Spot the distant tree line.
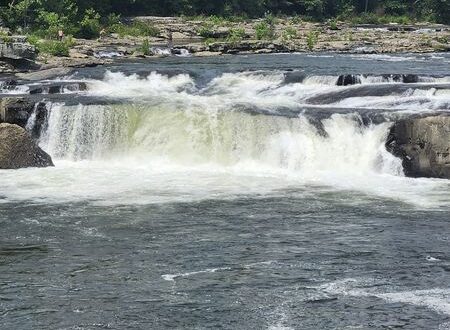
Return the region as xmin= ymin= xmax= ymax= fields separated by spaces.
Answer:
xmin=0 ymin=0 xmax=448 ymax=37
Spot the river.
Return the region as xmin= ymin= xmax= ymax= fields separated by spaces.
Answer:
xmin=1 ymin=53 xmax=449 ymax=329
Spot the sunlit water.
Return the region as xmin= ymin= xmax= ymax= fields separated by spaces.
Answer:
xmin=1 ymin=53 xmax=449 ymax=329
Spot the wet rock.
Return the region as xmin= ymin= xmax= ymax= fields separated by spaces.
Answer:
xmin=0 ymin=97 xmax=35 ymax=127
xmin=0 ymin=97 xmax=48 ymax=137
xmin=386 ymin=115 xmax=450 ymax=179
xmin=337 ymin=74 xmax=361 ymax=86
xmin=16 ymin=67 xmax=72 ymax=81
xmin=382 ymin=74 xmax=419 ymax=83
xmin=284 ymin=71 xmax=306 ymax=84
xmin=0 ymin=123 xmax=53 ymax=169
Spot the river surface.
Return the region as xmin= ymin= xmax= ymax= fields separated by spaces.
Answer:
xmin=1 ymin=53 xmax=450 ymax=329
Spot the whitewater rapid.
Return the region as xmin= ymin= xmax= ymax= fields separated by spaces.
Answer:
xmin=1 ymin=69 xmax=450 ymax=208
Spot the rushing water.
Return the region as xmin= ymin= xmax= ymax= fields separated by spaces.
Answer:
xmin=1 ymin=53 xmax=450 ymax=329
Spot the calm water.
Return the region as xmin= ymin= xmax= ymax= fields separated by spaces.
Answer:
xmin=1 ymin=53 xmax=449 ymax=329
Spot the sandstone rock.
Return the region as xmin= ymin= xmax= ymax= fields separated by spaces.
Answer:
xmin=0 ymin=123 xmax=53 ymax=169
xmin=386 ymin=115 xmax=450 ymax=179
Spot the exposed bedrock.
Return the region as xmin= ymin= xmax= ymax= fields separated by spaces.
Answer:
xmin=0 ymin=123 xmax=53 ymax=169
xmin=386 ymin=115 xmax=450 ymax=179
xmin=0 ymin=38 xmax=38 ymax=73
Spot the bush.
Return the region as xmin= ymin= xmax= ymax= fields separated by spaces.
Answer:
xmin=0 ymin=31 xmax=12 ymax=43
xmin=282 ymin=26 xmax=297 ymax=41
xmin=255 ymin=21 xmax=274 ymax=40
xmin=110 ymin=21 xmax=159 ymax=37
xmin=78 ymin=9 xmax=101 ymax=39
xmin=31 ymin=37 xmax=75 ymax=57
xmin=306 ymin=31 xmax=319 ymax=50
xmin=198 ymin=24 xmax=216 ymax=38
xmin=227 ymin=27 xmax=246 ymax=46
xmin=137 ymin=39 xmax=151 ymax=55
xmin=328 ymin=19 xmax=339 ymax=30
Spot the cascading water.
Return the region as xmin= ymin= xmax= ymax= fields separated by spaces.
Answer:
xmin=40 ymin=103 xmax=402 ymax=177
xmin=1 ymin=54 xmax=450 ymax=330
xmin=2 ymin=65 xmax=450 ymax=207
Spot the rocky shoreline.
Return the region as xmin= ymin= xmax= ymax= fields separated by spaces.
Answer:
xmin=1 ymin=17 xmax=449 ymax=74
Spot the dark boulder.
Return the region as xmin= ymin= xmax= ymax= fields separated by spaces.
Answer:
xmin=386 ymin=115 xmax=450 ymax=179
xmin=0 ymin=123 xmax=53 ymax=169
xmin=382 ymin=74 xmax=419 ymax=83
xmin=0 ymin=97 xmax=35 ymax=127
xmin=284 ymin=71 xmax=306 ymax=84
xmin=337 ymin=74 xmax=361 ymax=86
xmin=0 ymin=97 xmax=48 ymax=137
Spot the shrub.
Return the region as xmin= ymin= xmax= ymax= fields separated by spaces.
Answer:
xmin=435 ymin=35 xmax=449 ymax=44
xmin=137 ymin=39 xmax=151 ymax=56
xmin=0 ymin=31 xmax=12 ymax=43
xmin=227 ymin=27 xmax=246 ymax=46
xmin=110 ymin=21 xmax=159 ymax=37
xmin=255 ymin=21 xmax=274 ymax=40
xmin=32 ymin=37 xmax=75 ymax=57
xmin=282 ymin=26 xmax=298 ymax=41
xmin=198 ymin=24 xmax=216 ymax=38
xmin=306 ymin=31 xmax=319 ymax=50
xmin=328 ymin=19 xmax=338 ymax=30
xmin=78 ymin=9 xmax=101 ymax=39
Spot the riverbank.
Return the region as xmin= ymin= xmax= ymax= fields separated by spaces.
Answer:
xmin=1 ymin=16 xmax=449 ymax=74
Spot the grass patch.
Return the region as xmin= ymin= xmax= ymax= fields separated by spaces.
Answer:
xmin=110 ymin=21 xmax=160 ymax=37
xmin=29 ymin=37 xmax=75 ymax=57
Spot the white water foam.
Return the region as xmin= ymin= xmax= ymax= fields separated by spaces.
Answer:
xmin=0 ymin=71 xmax=449 ymax=208
xmin=321 ymin=278 xmax=450 ymax=316
xmin=162 ymin=267 xmax=231 ymax=281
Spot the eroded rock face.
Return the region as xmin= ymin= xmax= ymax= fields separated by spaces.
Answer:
xmin=0 ymin=40 xmax=36 ymax=60
xmin=0 ymin=123 xmax=53 ymax=169
xmin=386 ymin=115 xmax=450 ymax=179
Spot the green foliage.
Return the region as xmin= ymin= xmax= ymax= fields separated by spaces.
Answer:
xmin=290 ymin=15 xmax=303 ymax=25
xmin=0 ymin=30 xmax=12 ymax=43
xmin=435 ymin=35 xmax=449 ymax=44
xmin=31 ymin=37 xmax=75 ymax=57
xmin=198 ymin=24 xmax=216 ymax=38
xmin=350 ymin=13 xmax=412 ymax=25
xmin=136 ymin=39 xmax=151 ymax=56
xmin=78 ymin=8 xmax=101 ymax=39
xmin=306 ymin=30 xmax=319 ymax=50
xmin=282 ymin=27 xmax=298 ymax=41
xmin=0 ymin=0 xmax=448 ymax=36
xmin=328 ymin=19 xmax=338 ymax=30
xmin=110 ymin=21 xmax=160 ymax=37
xmin=226 ymin=27 xmax=246 ymax=46
xmin=254 ymin=21 xmax=275 ymax=40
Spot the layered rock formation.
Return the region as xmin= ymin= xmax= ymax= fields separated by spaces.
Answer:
xmin=387 ymin=115 xmax=450 ymax=179
xmin=0 ymin=123 xmax=53 ymax=169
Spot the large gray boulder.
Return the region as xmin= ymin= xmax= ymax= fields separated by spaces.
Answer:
xmin=0 ymin=123 xmax=53 ymax=169
xmin=386 ymin=115 xmax=450 ymax=179
xmin=0 ymin=39 xmax=36 ymax=60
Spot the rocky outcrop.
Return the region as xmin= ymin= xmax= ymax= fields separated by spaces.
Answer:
xmin=0 ymin=39 xmax=36 ymax=60
xmin=386 ymin=115 xmax=450 ymax=179
xmin=0 ymin=123 xmax=53 ymax=169
xmin=0 ymin=97 xmax=48 ymax=138
xmin=0 ymin=37 xmax=38 ymax=73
